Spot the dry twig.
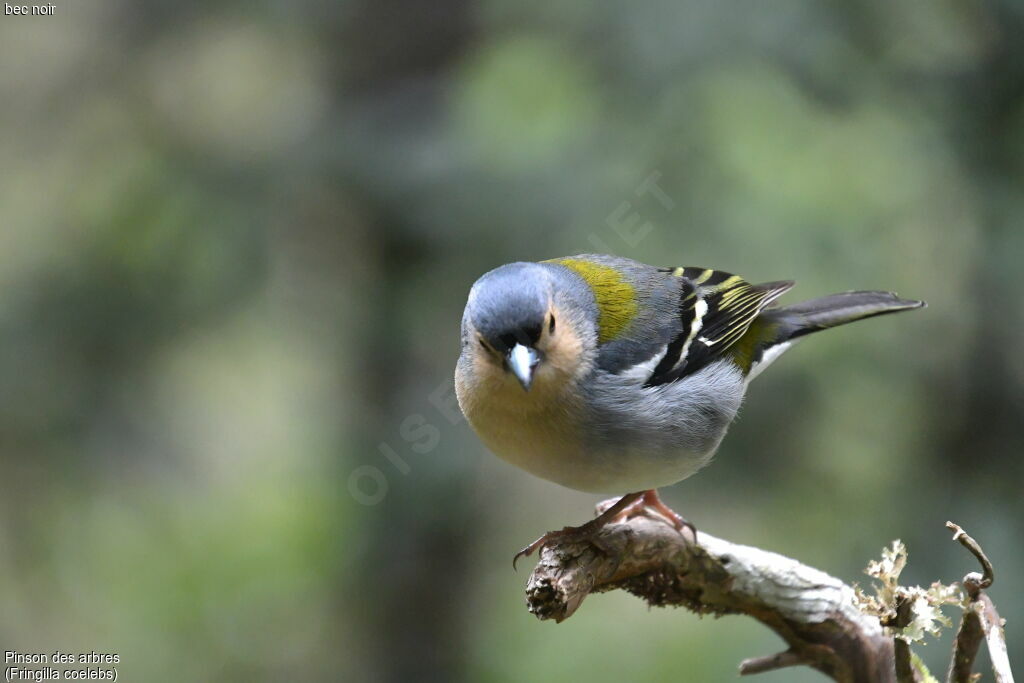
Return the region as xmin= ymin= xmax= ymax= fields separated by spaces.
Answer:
xmin=945 ymin=522 xmax=1013 ymax=683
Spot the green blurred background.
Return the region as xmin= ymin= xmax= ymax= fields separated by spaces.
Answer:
xmin=2 ymin=1 xmax=1022 ymax=681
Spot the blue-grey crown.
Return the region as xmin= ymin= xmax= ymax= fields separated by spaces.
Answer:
xmin=468 ymin=262 xmax=551 ymax=353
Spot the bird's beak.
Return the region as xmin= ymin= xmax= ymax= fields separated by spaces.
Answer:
xmin=507 ymin=343 xmax=539 ymax=391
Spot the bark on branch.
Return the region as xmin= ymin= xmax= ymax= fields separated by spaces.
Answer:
xmin=525 ymin=512 xmax=896 ymax=682
xmin=523 ymin=513 xmax=1017 ymax=682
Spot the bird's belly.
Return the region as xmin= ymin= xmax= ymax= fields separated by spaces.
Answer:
xmin=457 ymin=358 xmax=742 ymax=495
xmin=474 ymin=412 xmax=714 ymax=494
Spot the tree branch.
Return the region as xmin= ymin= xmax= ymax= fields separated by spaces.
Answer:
xmin=945 ymin=522 xmax=1014 ymax=683
xmin=739 ymin=649 xmax=803 ymax=676
xmin=524 ymin=511 xmax=895 ymax=682
xmin=946 ymin=521 xmax=994 ymax=595
xmin=893 ymin=596 xmax=922 ymax=683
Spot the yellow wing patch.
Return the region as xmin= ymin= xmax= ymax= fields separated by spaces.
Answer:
xmin=547 ymin=258 xmax=637 ymax=343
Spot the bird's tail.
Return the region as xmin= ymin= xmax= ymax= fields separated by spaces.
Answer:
xmin=767 ymin=290 xmax=926 ymax=342
xmin=744 ymin=290 xmax=925 ymax=380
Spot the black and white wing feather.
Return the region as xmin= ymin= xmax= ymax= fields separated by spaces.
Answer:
xmin=643 ymin=267 xmax=793 ymax=387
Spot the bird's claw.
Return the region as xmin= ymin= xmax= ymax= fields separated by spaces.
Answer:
xmin=511 ymin=522 xmax=610 ymax=571
xmin=512 ymin=537 xmax=546 ymax=570
xmin=511 ymin=491 xmax=694 ymax=571
xmin=599 ymin=490 xmax=698 ymax=544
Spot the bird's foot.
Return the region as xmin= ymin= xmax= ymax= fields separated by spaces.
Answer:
xmin=512 ymin=521 xmax=608 ymax=570
xmin=513 ymin=491 xmax=644 ymax=570
xmin=596 ymin=489 xmax=697 ymax=544
xmin=513 ymin=490 xmax=698 ymax=569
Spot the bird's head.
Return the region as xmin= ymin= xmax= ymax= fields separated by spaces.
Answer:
xmin=461 ymin=262 xmax=594 ymax=394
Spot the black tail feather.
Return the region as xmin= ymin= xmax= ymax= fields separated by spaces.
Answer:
xmin=770 ymin=290 xmax=925 ymax=342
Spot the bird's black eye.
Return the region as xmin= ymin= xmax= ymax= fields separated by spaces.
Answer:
xmin=548 ymin=314 xmax=556 ymax=334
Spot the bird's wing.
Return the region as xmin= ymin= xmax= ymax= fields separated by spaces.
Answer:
xmin=545 ymin=254 xmax=685 ymax=377
xmin=642 ymin=267 xmax=794 ymax=387
xmin=543 ymin=255 xmax=793 ymax=383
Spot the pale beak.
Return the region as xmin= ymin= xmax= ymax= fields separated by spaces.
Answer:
xmin=507 ymin=343 xmax=539 ymax=391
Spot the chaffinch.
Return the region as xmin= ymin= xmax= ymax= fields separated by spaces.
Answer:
xmin=454 ymin=254 xmax=924 ymax=564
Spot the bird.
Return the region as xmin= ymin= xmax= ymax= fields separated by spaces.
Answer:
xmin=454 ymin=254 xmax=924 ymax=565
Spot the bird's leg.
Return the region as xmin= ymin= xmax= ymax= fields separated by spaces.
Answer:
xmin=638 ymin=489 xmax=697 ymax=542
xmin=597 ymin=489 xmax=696 ymax=540
xmin=513 ymin=491 xmax=644 ymax=569
xmin=595 ymin=493 xmax=646 ymax=519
